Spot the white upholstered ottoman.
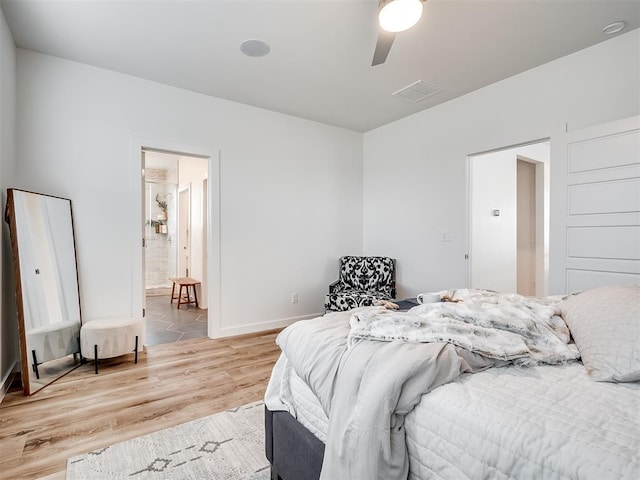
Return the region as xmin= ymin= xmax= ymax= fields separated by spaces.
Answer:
xmin=80 ymin=317 xmax=143 ymax=374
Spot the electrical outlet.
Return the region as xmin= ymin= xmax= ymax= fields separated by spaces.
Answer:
xmin=441 ymin=231 xmax=452 ymax=242
xmin=291 ymin=292 xmax=299 ymax=304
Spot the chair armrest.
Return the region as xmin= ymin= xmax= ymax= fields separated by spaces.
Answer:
xmin=328 ymin=280 xmax=342 ymax=294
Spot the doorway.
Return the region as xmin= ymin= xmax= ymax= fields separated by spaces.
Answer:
xmin=467 ymin=141 xmax=550 ymax=296
xmin=517 ymin=159 xmax=536 ymax=296
xmin=142 ymin=149 xmax=209 ymax=345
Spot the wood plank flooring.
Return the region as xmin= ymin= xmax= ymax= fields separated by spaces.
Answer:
xmin=0 ymin=329 xmax=282 ymax=480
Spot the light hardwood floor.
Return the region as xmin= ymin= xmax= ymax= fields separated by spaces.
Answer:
xmin=0 ymin=330 xmax=282 ymax=480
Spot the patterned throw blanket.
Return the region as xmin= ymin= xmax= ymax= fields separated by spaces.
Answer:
xmin=349 ymin=289 xmax=580 ymax=365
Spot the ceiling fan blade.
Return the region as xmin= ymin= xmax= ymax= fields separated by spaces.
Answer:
xmin=371 ymin=29 xmax=396 ymax=66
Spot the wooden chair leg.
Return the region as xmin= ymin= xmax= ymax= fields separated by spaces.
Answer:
xmin=193 ymin=285 xmax=199 ymax=309
xmin=170 ymin=281 xmax=177 ymax=304
xmin=177 ymin=285 xmax=184 ymax=309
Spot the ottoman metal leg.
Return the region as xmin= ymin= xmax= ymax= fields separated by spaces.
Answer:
xmin=31 ymin=350 xmax=40 ymax=379
xmin=134 ymin=335 xmax=139 ymax=364
xmin=94 ymin=344 xmax=98 ymax=374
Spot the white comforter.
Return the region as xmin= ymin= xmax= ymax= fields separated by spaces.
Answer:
xmin=265 ymin=291 xmax=587 ymax=479
xmin=406 ymin=363 xmax=640 ymax=479
xmin=269 ymin=360 xmax=640 ymax=479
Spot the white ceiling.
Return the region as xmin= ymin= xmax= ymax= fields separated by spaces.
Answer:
xmin=2 ymin=0 xmax=638 ymax=132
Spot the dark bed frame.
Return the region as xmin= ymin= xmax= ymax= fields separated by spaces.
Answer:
xmin=265 ymin=406 xmax=325 ymax=480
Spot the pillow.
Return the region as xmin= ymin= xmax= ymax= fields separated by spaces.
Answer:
xmin=560 ymin=284 xmax=640 ymax=382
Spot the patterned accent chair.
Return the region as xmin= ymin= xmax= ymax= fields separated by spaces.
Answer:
xmin=324 ymin=256 xmax=396 ymax=312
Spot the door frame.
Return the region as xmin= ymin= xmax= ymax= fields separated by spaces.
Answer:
xmin=131 ymin=137 xmax=221 ymax=339
xmin=202 ymin=178 xmax=208 ymax=308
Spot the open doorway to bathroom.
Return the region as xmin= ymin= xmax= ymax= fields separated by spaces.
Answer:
xmin=142 ymin=149 xmax=209 ymax=345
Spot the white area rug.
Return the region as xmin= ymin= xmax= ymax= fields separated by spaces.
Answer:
xmin=66 ymin=401 xmax=269 ymax=480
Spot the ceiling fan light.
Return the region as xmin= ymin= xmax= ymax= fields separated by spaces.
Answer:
xmin=379 ymin=0 xmax=424 ymax=33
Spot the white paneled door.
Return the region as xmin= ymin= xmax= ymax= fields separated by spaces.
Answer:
xmin=178 ymin=185 xmax=191 ymax=278
xmin=549 ymin=115 xmax=640 ymax=294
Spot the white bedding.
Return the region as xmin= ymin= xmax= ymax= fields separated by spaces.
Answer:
xmin=268 ymin=352 xmax=329 ymax=443
xmin=270 ymin=358 xmax=640 ymax=479
xmin=265 ymin=289 xmax=640 ymax=479
xmin=268 ymin=308 xmax=496 ymax=479
xmin=406 ymin=363 xmax=640 ymax=479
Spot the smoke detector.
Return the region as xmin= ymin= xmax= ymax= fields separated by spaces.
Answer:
xmin=240 ymin=39 xmax=270 ymax=57
xmin=603 ymin=21 xmax=626 ymax=35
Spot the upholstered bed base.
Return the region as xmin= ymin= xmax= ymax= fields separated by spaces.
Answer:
xmin=264 ymin=299 xmax=419 ymax=479
xmin=265 ymin=406 xmax=324 ymax=480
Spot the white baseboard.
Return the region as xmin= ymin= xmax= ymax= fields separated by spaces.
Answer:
xmin=210 ymin=312 xmax=323 ymax=339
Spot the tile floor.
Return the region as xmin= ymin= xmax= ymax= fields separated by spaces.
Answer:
xmin=145 ymin=294 xmax=208 ymax=346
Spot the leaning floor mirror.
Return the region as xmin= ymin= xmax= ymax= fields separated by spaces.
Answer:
xmin=5 ymin=189 xmax=82 ymax=395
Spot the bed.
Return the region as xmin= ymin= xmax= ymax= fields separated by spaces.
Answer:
xmin=264 ymin=285 xmax=640 ymax=480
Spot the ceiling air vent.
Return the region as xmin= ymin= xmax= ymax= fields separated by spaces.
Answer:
xmin=392 ymin=80 xmax=442 ymax=103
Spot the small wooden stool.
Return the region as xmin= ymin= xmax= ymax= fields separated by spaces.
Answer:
xmin=170 ymin=277 xmax=200 ymax=309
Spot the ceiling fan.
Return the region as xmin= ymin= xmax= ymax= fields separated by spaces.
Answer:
xmin=372 ymin=0 xmax=426 ymax=66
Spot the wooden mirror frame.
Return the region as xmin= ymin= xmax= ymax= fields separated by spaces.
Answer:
xmin=5 ymin=188 xmax=83 ymax=395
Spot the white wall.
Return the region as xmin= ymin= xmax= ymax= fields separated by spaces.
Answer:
xmin=363 ymin=30 xmax=640 ymax=298
xmin=0 ymin=7 xmax=16 ymax=393
xmin=14 ymin=49 xmax=363 ymax=339
xmin=469 ymin=150 xmax=516 ymax=293
xmin=5 ymin=24 xmax=638 ymax=375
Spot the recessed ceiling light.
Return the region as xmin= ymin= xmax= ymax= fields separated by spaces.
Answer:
xmin=240 ymin=39 xmax=270 ymax=57
xmin=603 ymin=21 xmax=626 ymax=35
